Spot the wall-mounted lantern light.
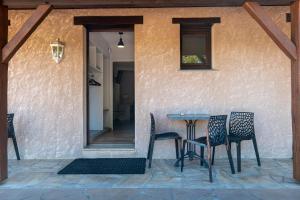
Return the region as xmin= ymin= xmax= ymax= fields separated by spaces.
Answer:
xmin=50 ymin=38 xmax=64 ymax=63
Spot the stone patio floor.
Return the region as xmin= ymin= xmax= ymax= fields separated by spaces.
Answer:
xmin=0 ymin=159 xmax=299 ymax=199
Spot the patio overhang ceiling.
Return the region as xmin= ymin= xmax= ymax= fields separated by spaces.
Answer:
xmin=2 ymin=0 xmax=296 ymax=10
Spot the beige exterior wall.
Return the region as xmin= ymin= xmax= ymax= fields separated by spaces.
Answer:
xmin=7 ymin=7 xmax=292 ymax=159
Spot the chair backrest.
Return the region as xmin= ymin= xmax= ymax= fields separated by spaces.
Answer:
xmin=150 ymin=113 xmax=155 ymax=135
xmin=7 ymin=113 xmax=15 ymax=138
xmin=208 ymin=115 xmax=227 ymax=146
xmin=229 ymin=112 xmax=255 ymax=139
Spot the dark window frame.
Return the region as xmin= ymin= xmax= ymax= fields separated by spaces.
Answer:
xmin=173 ymin=17 xmax=221 ymax=70
xmin=180 ymin=24 xmax=212 ymax=70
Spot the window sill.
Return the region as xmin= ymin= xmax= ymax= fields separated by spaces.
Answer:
xmin=180 ymin=64 xmax=212 ymax=70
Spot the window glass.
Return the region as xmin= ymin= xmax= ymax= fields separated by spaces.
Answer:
xmin=180 ymin=25 xmax=212 ymax=70
xmin=182 ymin=34 xmax=207 ymax=65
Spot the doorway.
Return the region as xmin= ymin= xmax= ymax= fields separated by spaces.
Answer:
xmin=86 ymin=29 xmax=135 ymax=149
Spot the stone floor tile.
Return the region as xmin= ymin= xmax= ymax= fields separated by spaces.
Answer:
xmin=87 ymin=189 xmax=173 ymax=200
xmin=0 ymin=159 xmax=299 ymax=190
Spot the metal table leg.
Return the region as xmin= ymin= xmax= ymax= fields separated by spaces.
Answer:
xmin=184 ymin=120 xmax=198 ymax=160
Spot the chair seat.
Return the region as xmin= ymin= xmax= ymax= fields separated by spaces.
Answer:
xmin=155 ymin=132 xmax=181 ymax=140
xmin=194 ymin=136 xmax=207 ymax=144
xmin=194 ymin=136 xmax=224 ymax=147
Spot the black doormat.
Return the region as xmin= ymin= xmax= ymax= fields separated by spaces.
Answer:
xmin=58 ymin=158 xmax=146 ymax=175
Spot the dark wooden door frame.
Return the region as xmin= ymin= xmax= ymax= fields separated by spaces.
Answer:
xmin=85 ymin=29 xmax=90 ymax=145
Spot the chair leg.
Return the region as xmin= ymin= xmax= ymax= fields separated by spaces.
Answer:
xmin=211 ymin=146 xmax=215 ymax=165
xmin=208 ymin=148 xmax=213 ymax=182
xmin=175 ymin=139 xmax=179 ymax=159
xmin=178 ymin=138 xmax=182 ymax=161
xmin=12 ymin=136 xmax=20 ymax=160
xmin=174 ymin=138 xmax=182 ymax=167
xmin=252 ymin=137 xmax=261 ymax=167
xmin=147 ymin=136 xmax=152 ymax=160
xmin=237 ymin=141 xmax=241 ymax=172
xmin=148 ymin=138 xmax=155 ymax=168
xmin=208 ymin=163 xmax=213 ymax=183
xmin=226 ymin=144 xmax=235 ymax=174
xmin=178 ymin=138 xmax=182 ymax=152
xmin=181 ymin=140 xmax=186 ymax=172
xmin=200 ymin=146 xmax=204 ymax=166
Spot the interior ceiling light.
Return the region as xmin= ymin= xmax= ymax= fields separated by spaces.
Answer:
xmin=117 ymin=32 xmax=125 ymax=48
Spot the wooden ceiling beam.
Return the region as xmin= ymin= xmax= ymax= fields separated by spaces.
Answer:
xmin=243 ymin=1 xmax=297 ymax=60
xmin=1 ymin=4 xmax=52 ymax=64
xmin=2 ymin=0 xmax=295 ymax=10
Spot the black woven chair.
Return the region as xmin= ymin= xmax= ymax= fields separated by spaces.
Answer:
xmin=147 ymin=113 xmax=182 ymax=168
xmin=228 ymin=112 xmax=260 ymax=172
xmin=181 ymin=115 xmax=235 ymax=182
xmin=7 ymin=114 xmax=20 ymax=160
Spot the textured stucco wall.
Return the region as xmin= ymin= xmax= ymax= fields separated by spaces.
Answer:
xmin=7 ymin=7 xmax=292 ymax=159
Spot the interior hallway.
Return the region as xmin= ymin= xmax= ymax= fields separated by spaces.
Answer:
xmin=90 ymin=121 xmax=135 ymax=145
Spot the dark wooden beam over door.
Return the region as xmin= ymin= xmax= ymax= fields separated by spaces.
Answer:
xmin=74 ymin=16 xmax=143 ymax=33
xmin=291 ymin=0 xmax=300 ymax=181
xmin=86 ymin=24 xmax=134 ymax=32
xmin=1 ymin=4 xmax=52 ymax=64
xmin=74 ymin=16 xmax=143 ymax=26
xmin=0 ymin=2 xmax=8 ymax=182
xmin=243 ymin=1 xmax=297 ymax=60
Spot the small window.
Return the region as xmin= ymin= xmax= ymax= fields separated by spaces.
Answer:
xmin=181 ymin=25 xmax=211 ymax=70
xmin=173 ymin=18 xmax=220 ymax=70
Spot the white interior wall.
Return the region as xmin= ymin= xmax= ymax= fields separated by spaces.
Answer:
xmin=90 ymin=32 xmax=134 ymax=130
xmin=100 ymin=32 xmax=134 ymax=62
xmin=89 ymin=33 xmax=113 ymax=129
xmin=88 ymin=46 xmax=104 ymax=131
